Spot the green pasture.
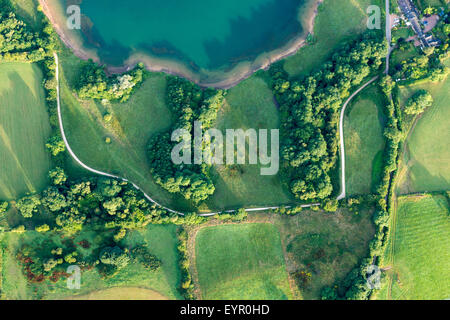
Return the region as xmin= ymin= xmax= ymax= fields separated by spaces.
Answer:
xmin=284 ymin=0 xmax=384 ymax=78
xmin=205 ymin=76 xmax=294 ymax=211
xmin=344 ymin=84 xmax=385 ymax=195
xmin=0 ymin=62 xmax=52 ymax=200
xmin=274 ymin=206 xmax=375 ymax=299
xmin=195 ymin=223 xmax=293 ymax=300
xmin=0 ymin=224 xmax=182 ymax=300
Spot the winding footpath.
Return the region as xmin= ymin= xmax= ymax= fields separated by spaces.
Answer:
xmin=54 ymin=51 xmax=378 ymax=215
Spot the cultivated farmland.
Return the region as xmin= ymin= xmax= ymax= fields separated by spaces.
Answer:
xmin=378 ymin=194 xmax=450 ymax=300
xmin=397 ymin=74 xmax=450 ymax=194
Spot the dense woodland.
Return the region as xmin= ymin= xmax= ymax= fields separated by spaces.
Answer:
xmin=75 ymin=61 xmax=146 ymax=102
xmin=147 ymin=77 xmax=225 ymax=204
xmin=270 ymin=32 xmax=387 ymax=201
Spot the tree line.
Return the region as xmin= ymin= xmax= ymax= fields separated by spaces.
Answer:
xmin=75 ymin=60 xmax=146 ymax=103
xmin=269 ymin=32 xmax=387 ymax=202
xmin=147 ymin=77 xmax=225 ymax=204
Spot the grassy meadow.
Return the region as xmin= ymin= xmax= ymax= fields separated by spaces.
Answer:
xmin=274 ymin=206 xmax=376 ymax=299
xmin=378 ymin=194 xmax=450 ymax=300
xmin=205 ymin=76 xmax=294 ymax=211
xmin=344 ymin=84 xmax=385 ymax=195
xmin=0 ymin=225 xmax=182 ymax=300
xmin=284 ymin=0 xmax=384 ymax=78
xmin=397 ymin=74 xmax=450 ymax=194
xmin=57 ymin=50 xmax=194 ymax=211
xmin=194 ymin=223 xmax=293 ymax=300
xmin=0 ymin=62 xmax=52 ymax=200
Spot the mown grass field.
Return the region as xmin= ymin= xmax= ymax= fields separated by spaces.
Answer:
xmin=0 ymin=62 xmax=52 ymax=200
xmin=284 ymin=0 xmax=384 ymax=78
xmin=194 ymin=223 xmax=293 ymax=300
xmin=397 ymin=73 xmax=450 ymax=194
xmin=274 ymin=206 xmax=376 ymax=299
xmin=378 ymin=194 xmax=450 ymax=300
xmin=0 ymin=224 xmax=182 ymax=300
xmin=344 ymin=84 xmax=385 ymax=195
xmin=205 ymin=76 xmax=294 ymax=211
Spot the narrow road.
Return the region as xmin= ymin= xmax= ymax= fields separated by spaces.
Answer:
xmin=385 ymin=0 xmax=392 ymax=75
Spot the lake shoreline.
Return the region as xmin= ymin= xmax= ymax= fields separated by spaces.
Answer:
xmin=39 ymin=0 xmax=323 ymax=89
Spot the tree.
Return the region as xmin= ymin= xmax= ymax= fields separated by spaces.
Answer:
xmin=16 ymin=195 xmax=41 ymax=218
xmin=46 ymin=135 xmax=65 ymax=156
xmin=36 ymin=224 xmax=50 ymax=233
xmin=423 ymin=7 xmax=436 ymax=16
xmin=323 ymin=200 xmax=339 ymax=213
xmin=404 ymin=90 xmax=433 ymax=115
xmin=321 ymin=287 xmax=338 ymax=300
xmin=42 ymin=187 xmax=68 ymax=212
xmin=100 ymin=246 xmax=130 ymax=270
xmin=0 ymin=201 xmax=8 ymax=215
xmin=49 ymin=167 xmax=67 ymax=185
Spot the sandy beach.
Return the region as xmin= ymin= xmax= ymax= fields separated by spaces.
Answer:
xmin=39 ymin=0 xmax=323 ymax=89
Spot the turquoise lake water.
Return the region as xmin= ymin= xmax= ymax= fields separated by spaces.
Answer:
xmin=69 ymin=0 xmax=307 ymax=73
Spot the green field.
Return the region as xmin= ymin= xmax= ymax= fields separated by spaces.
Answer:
xmin=284 ymin=0 xmax=383 ymax=78
xmin=390 ymin=28 xmax=419 ymax=70
xmin=205 ymin=76 xmax=294 ymax=211
xmin=58 ymin=50 xmax=194 ymax=210
xmin=274 ymin=206 xmax=375 ymax=299
xmin=10 ymin=0 xmax=42 ymax=29
xmin=378 ymin=194 xmax=450 ymax=300
xmin=194 ymin=223 xmax=293 ymax=300
xmin=344 ymin=84 xmax=385 ymax=195
xmin=60 ymin=50 xmax=296 ymax=212
xmin=397 ymin=74 xmax=450 ymax=194
xmin=0 ymin=225 xmax=182 ymax=300
xmin=0 ymin=62 xmax=52 ymax=200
